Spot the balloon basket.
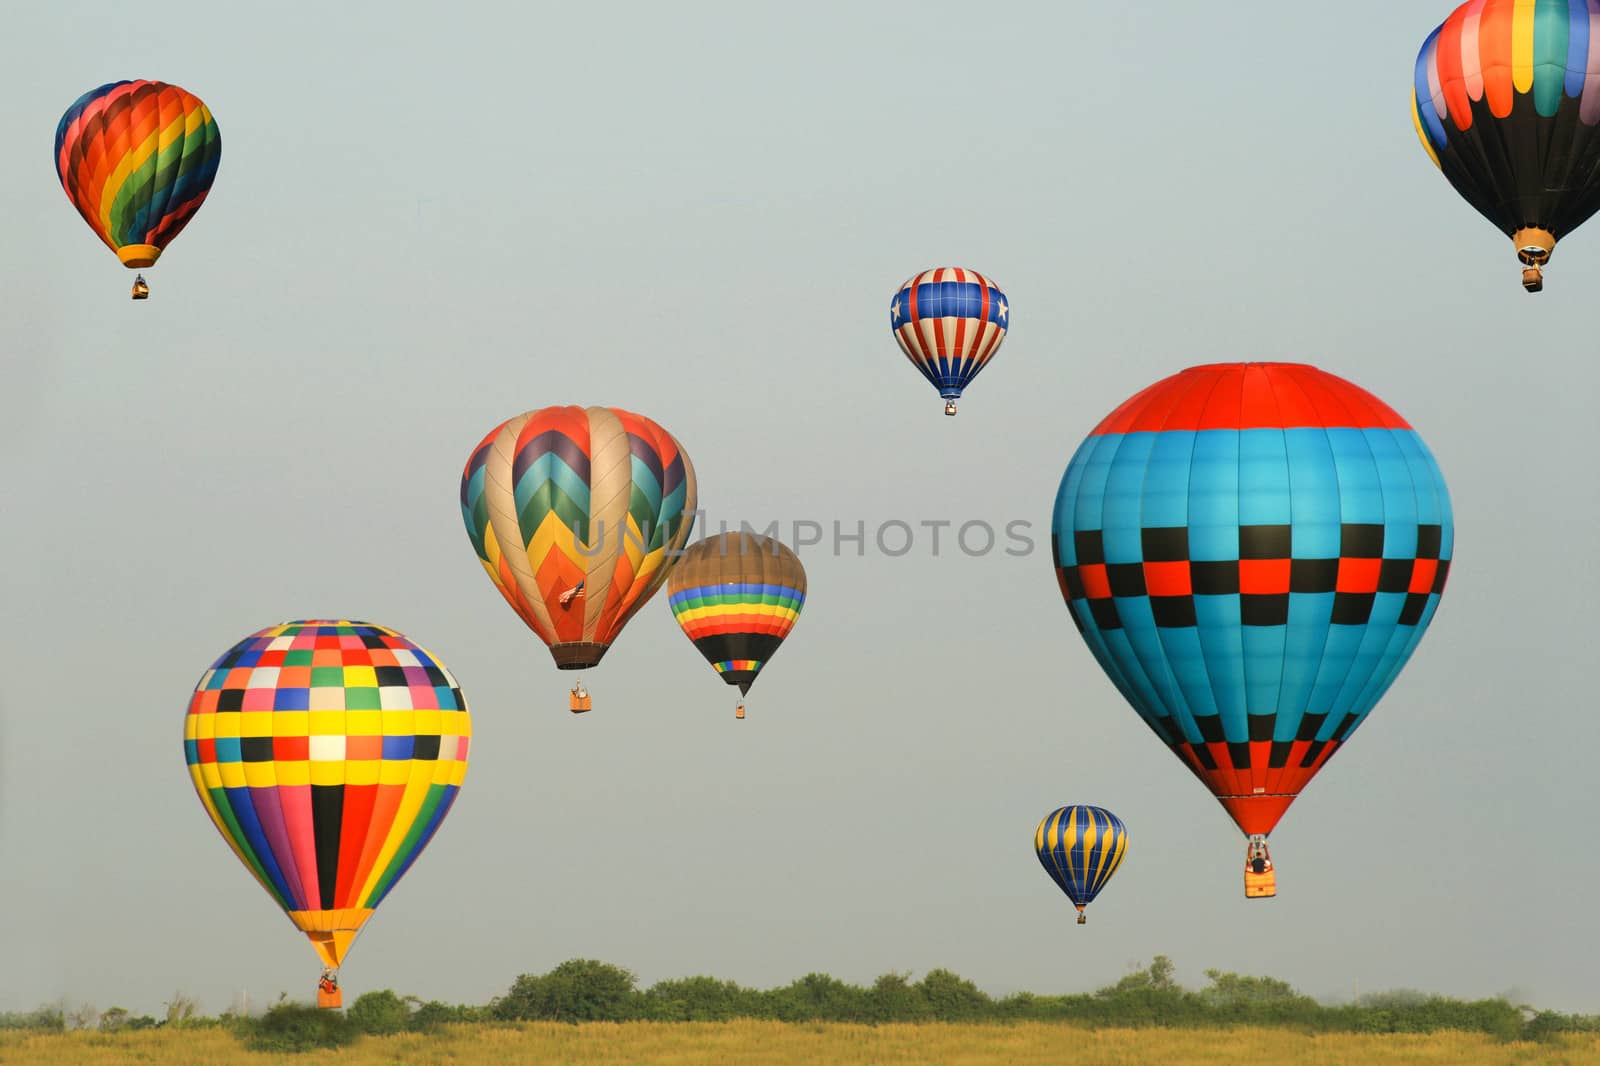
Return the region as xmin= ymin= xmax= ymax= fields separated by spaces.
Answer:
xmin=1522 ymin=266 xmax=1544 ymax=293
xmin=735 ymin=702 xmax=745 ymax=720
xmin=317 ymin=986 xmax=343 ymax=1009
xmin=1244 ymin=838 xmax=1276 ymax=898
xmin=131 ymin=275 xmax=150 ymax=300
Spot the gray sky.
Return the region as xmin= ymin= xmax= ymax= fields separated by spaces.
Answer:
xmin=3 ymin=0 xmax=1597 ymax=1017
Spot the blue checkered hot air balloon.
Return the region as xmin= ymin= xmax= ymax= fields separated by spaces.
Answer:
xmin=1051 ymin=363 xmax=1452 ymax=897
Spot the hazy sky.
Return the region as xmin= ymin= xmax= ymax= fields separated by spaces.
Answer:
xmin=3 ymin=0 xmax=1597 ymax=1018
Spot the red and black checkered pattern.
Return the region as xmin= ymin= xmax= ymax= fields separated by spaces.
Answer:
xmin=1054 ymin=523 xmax=1451 ymax=632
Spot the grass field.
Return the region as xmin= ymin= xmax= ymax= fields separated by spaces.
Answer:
xmin=2 ymin=1022 xmax=1598 ymax=1065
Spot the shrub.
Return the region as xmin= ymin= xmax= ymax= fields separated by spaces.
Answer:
xmin=770 ymin=973 xmax=871 ymax=1022
xmin=407 ymin=999 xmax=481 ymax=1031
xmin=493 ymin=959 xmax=639 ymax=1022
xmin=918 ymin=969 xmax=991 ymax=1022
xmin=641 ymin=976 xmax=754 ymax=1022
xmin=0 ymin=1005 xmax=65 ymax=1032
xmin=241 ymin=1002 xmax=360 ymax=1052
xmin=347 ymin=989 xmax=410 ymax=1035
xmin=868 ymin=973 xmax=932 ymax=1023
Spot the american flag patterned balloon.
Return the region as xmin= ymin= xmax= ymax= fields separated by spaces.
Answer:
xmin=890 ymin=267 xmax=1008 ymax=414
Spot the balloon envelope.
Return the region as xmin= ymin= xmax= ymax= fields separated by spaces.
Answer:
xmin=55 ymin=80 xmax=221 ymax=270
xmin=183 ymin=621 xmax=470 ymax=970
xmin=460 ymin=405 xmax=697 ymax=671
xmin=1034 ymin=805 xmax=1128 ymax=910
xmin=890 ymin=267 xmax=1008 ymax=406
xmin=1412 ymin=2 xmax=1600 ymax=271
xmin=666 ymin=531 xmax=806 ymax=697
xmin=1051 ymin=364 xmax=1453 ymax=838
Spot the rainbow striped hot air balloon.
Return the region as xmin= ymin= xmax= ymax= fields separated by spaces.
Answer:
xmin=1052 ymin=364 xmax=1452 ymax=896
xmin=667 ymin=531 xmax=806 ymax=719
xmin=55 ymin=79 xmax=221 ymax=299
xmin=890 ymin=267 xmax=1008 ymax=416
xmin=1413 ymin=0 xmax=1600 ymax=291
xmin=460 ymin=406 xmax=697 ymax=711
xmin=183 ymin=621 xmax=470 ymax=1007
xmin=1034 ymin=806 xmax=1129 ymax=924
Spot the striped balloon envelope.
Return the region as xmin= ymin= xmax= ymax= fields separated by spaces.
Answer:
xmin=666 ymin=531 xmax=806 ymax=717
xmin=183 ymin=621 xmax=470 ymax=1005
xmin=890 ymin=267 xmax=1008 ymax=415
xmin=1051 ymin=364 xmax=1453 ymax=875
xmin=1412 ymin=0 xmax=1600 ymax=289
xmin=1034 ymin=806 xmax=1128 ymax=924
xmin=54 ymin=80 xmax=221 ymax=287
xmin=460 ymin=406 xmax=697 ymax=699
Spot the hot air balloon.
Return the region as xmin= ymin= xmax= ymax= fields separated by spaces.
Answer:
xmin=666 ymin=531 xmax=806 ymax=719
xmin=1034 ymin=805 xmax=1128 ymax=925
xmin=55 ymin=80 xmax=221 ymax=300
xmin=1413 ymin=1 xmax=1600 ymax=292
xmin=1051 ymin=364 xmax=1452 ymax=897
xmin=890 ymin=267 xmax=1008 ymax=415
xmin=460 ymin=405 xmax=697 ymax=712
xmin=183 ymin=621 xmax=470 ymax=1007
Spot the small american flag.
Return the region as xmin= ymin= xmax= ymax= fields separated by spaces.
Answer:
xmin=558 ymin=580 xmax=585 ymax=608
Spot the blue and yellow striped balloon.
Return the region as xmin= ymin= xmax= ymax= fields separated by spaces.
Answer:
xmin=1034 ymin=805 xmax=1128 ymax=923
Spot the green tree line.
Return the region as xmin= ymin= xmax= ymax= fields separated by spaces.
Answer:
xmin=5 ymin=957 xmax=1598 ymax=1052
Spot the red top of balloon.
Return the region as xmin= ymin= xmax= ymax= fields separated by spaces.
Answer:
xmin=1091 ymin=363 xmax=1413 ymax=435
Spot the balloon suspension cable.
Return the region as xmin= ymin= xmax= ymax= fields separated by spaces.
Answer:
xmin=944 ymin=399 xmax=958 ymax=416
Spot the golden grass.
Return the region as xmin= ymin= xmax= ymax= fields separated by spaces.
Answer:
xmin=1 ymin=1022 xmax=1598 ymax=1065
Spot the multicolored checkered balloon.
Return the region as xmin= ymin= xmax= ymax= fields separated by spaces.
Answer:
xmin=183 ymin=621 xmax=470 ymax=995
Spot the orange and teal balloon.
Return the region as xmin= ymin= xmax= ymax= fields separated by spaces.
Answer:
xmin=1034 ymin=805 xmax=1128 ymax=924
xmin=460 ymin=405 xmax=697 ymax=674
xmin=54 ymin=80 xmax=221 ymax=276
xmin=183 ymin=621 xmax=470 ymax=991
xmin=666 ymin=532 xmax=806 ymax=709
